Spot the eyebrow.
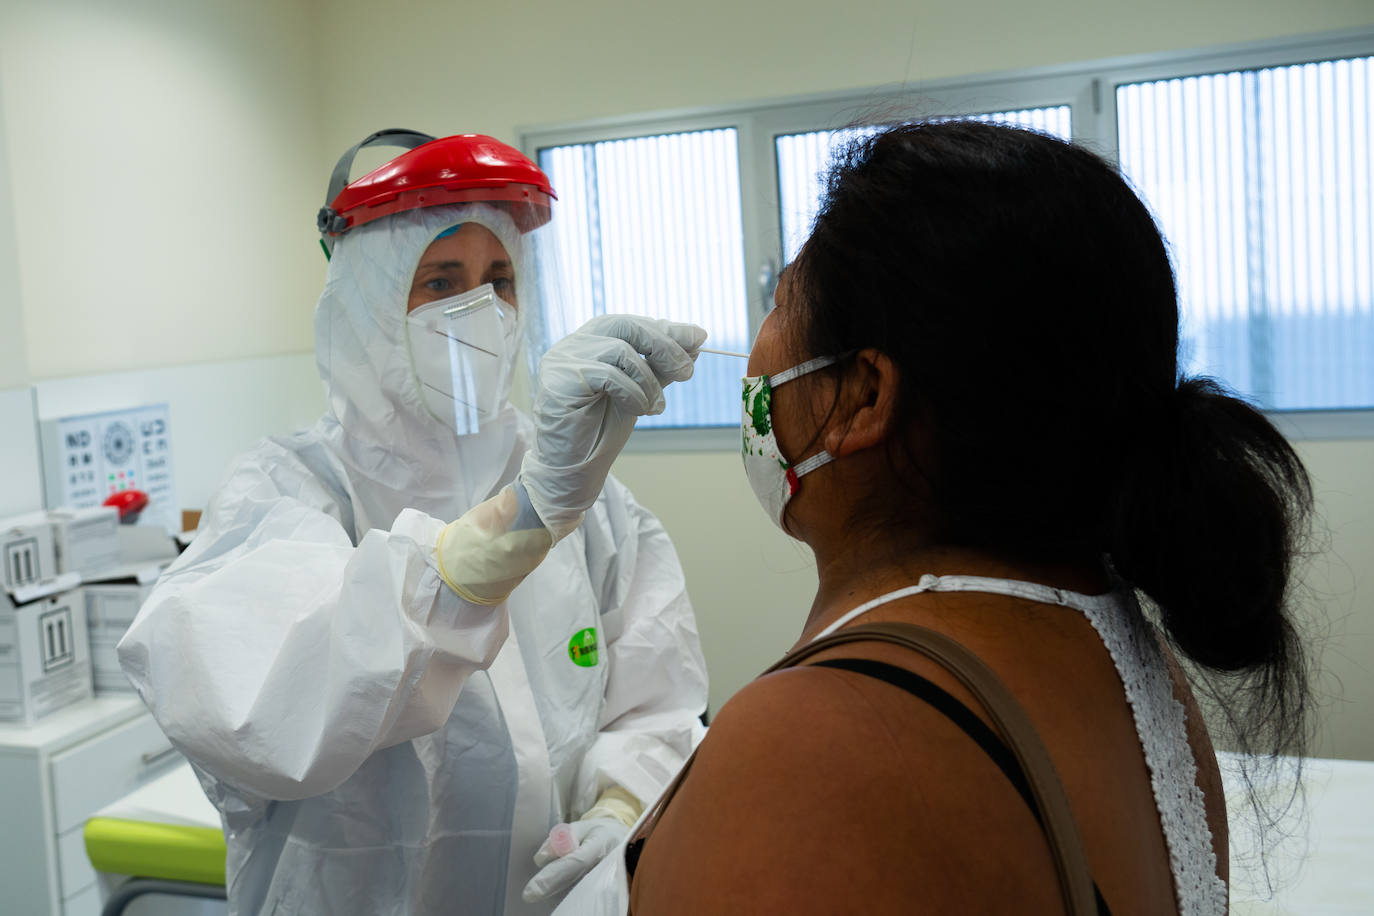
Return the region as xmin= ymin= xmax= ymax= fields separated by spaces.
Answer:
xmin=416 ymin=260 xmax=513 ymax=272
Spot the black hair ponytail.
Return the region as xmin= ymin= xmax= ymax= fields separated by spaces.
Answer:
xmin=1111 ymin=376 xmax=1315 ymax=891
xmin=798 ymin=121 xmax=1317 ymax=882
xmin=1111 ymin=376 xmax=1313 ymax=674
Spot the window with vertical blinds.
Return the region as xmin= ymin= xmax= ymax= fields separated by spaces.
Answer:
xmin=776 ymin=107 xmax=1073 ymax=263
xmin=1118 ymin=56 xmax=1373 ymax=410
xmin=776 ymin=127 xmax=881 ymax=264
xmin=538 ymin=129 xmax=750 ymax=428
xmin=526 ymin=32 xmax=1374 ymax=435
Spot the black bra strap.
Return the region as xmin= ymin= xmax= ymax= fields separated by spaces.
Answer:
xmin=813 ymin=659 xmax=1036 ymax=813
xmin=628 ymin=621 xmax=1106 ymax=916
xmin=812 ymin=658 xmax=1112 ymax=916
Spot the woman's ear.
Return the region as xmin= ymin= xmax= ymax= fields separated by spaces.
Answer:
xmin=824 ymin=349 xmax=899 ymax=458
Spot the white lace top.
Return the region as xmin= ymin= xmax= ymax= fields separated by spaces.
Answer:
xmin=815 ymin=574 xmax=1229 ymax=916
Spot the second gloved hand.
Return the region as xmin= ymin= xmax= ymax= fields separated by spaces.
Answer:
xmin=520 ymin=314 xmax=706 ymax=540
xmin=522 ymin=818 xmax=629 ymax=903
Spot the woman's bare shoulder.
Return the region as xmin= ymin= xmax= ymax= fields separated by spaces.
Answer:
xmin=629 ymin=663 xmax=1061 ymax=915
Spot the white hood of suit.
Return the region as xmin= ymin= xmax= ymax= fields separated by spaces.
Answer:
xmin=313 ymin=202 xmax=538 ymax=528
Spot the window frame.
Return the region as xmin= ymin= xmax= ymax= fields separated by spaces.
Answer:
xmin=521 ymin=26 xmax=1374 ymax=448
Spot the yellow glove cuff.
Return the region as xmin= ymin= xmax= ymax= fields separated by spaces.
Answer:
xmin=580 ymin=784 xmax=643 ymax=828
xmin=435 ymin=487 xmax=554 ymax=605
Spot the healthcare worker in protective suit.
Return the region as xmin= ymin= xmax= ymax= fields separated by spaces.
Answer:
xmin=117 ymin=129 xmax=710 ymax=915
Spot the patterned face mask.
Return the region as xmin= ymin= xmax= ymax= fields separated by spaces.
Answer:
xmin=741 ymin=355 xmax=838 ymax=533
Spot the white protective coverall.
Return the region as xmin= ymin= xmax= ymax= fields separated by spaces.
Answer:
xmin=117 ymin=202 xmax=709 ymax=915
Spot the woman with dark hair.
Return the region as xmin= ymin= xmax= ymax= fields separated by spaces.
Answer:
xmin=559 ymin=120 xmax=1314 ymax=915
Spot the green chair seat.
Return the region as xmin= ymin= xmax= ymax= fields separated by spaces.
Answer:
xmin=84 ymin=816 xmax=226 ymax=886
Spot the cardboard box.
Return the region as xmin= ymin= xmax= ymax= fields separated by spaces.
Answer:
xmin=0 ymin=580 xmax=93 ymax=724
xmin=115 ymin=525 xmax=179 ymax=566
xmin=82 ymin=560 xmax=170 ymax=695
xmin=1 ymin=512 xmax=57 ymax=592
xmin=83 ymin=579 xmax=155 ymax=694
xmin=48 ymin=506 xmax=121 ymax=578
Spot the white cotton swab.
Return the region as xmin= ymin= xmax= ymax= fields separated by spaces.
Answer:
xmin=698 ymin=347 xmax=749 ymax=359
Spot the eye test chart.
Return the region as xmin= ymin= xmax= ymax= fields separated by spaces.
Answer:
xmin=38 ymin=404 xmax=178 ymax=535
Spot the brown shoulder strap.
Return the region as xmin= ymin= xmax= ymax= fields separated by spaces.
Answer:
xmin=629 ymin=622 xmax=1097 ymax=916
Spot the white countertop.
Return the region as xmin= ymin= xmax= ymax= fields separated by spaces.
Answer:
xmin=93 ymin=760 xmax=220 ymax=829
xmin=81 ymin=747 xmax=1374 ymax=912
xmin=0 ymin=695 xmax=147 ymax=755
xmin=1226 ymin=754 xmax=1374 ymax=914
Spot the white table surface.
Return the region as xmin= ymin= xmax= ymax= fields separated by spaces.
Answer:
xmin=1225 ymin=754 xmax=1374 ymax=914
xmin=93 ymin=761 xmax=220 ymax=829
xmin=91 ymin=754 xmax=1373 ymax=912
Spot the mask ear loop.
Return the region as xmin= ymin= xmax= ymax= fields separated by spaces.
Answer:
xmin=768 ymin=354 xmax=839 ymax=387
xmin=317 ymin=128 xmax=436 ymax=259
xmin=774 ymin=348 xmax=861 ymax=464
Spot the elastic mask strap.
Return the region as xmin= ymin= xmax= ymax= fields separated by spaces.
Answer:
xmin=792 ymin=450 xmax=832 ymax=478
xmin=768 ymin=355 xmax=837 ymax=388
xmin=767 ymin=352 xmax=849 ymax=483
xmin=317 ymin=128 xmax=436 ymax=258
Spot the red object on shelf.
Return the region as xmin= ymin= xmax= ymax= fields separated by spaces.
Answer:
xmin=104 ymin=489 xmax=149 ymax=523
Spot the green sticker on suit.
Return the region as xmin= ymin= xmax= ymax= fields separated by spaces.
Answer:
xmin=568 ymin=627 xmax=599 ymax=667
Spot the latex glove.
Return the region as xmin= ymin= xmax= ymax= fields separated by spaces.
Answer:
xmin=522 ymin=817 xmax=629 ymax=903
xmin=520 ymin=314 xmax=706 ymax=541
xmin=435 ymin=481 xmax=552 ymax=605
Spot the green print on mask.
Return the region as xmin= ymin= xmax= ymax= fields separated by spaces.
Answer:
xmin=568 ymin=627 xmax=599 ymax=667
xmin=745 ymin=378 xmax=772 ymax=437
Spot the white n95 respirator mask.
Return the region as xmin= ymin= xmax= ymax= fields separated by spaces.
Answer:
xmin=407 ymin=283 xmax=518 ymax=436
xmin=741 ymin=355 xmax=838 ymax=533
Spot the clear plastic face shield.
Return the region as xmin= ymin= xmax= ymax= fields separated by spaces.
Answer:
xmin=407 ymin=282 xmax=519 ymax=436
xmin=403 ymin=210 xmax=567 ymax=436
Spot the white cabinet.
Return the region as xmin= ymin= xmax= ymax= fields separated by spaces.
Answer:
xmin=0 ymin=696 xmax=183 ymax=915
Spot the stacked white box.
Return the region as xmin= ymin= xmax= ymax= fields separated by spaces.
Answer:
xmin=1 ymin=512 xmax=57 ymax=593
xmin=83 ymin=573 xmax=158 ymax=694
xmin=0 ymin=580 xmax=94 ymax=724
xmin=47 ymin=506 xmax=121 ymax=578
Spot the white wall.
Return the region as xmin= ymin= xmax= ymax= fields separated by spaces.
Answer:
xmin=0 ymin=387 xmax=42 ymax=518
xmin=0 ymin=0 xmax=325 ymax=380
xmin=614 ymin=442 xmax=1374 ymax=761
xmin=610 ymin=451 xmax=819 ymax=718
xmin=314 ymin=0 xmax=1374 ymax=157
xmin=360 ymin=0 xmax=1370 ymax=760
xmin=0 ymin=49 xmax=42 ymax=520
xmin=0 ymin=0 xmax=1368 ymax=759
xmin=0 ymin=50 xmax=27 ymax=391
xmin=1294 ymin=441 xmax=1374 ymax=760
xmin=31 ymin=354 xmax=324 ymax=515
xmin=0 ymin=2 xmax=330 ymax=529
